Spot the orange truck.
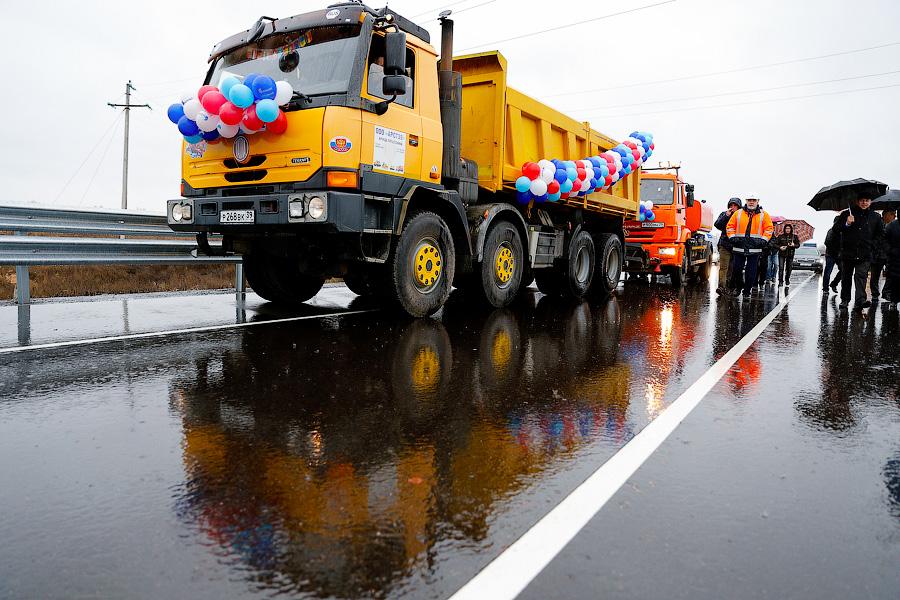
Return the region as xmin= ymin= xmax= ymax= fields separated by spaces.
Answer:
xmin=623 ymin=167 xmax=713 ymax=285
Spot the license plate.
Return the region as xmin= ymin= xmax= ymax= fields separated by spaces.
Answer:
xmin=220 ymin=209 xmax=255 ymax=224
xmin=642 ymin=222 xmax=664 ymax=228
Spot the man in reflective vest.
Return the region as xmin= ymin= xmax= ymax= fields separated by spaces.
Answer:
xmin=725 ymin=195 xmax=775 ymax=299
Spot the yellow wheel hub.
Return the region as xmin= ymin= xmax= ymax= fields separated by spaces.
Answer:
xmin=414 ymin=240 xmax=442 ymax=289
xmin=411 ymin=346 xmax=440 ymax=394
xmin=491 ymin=330 xmax=512 ymax=374
xmin=495 ymin=244 xmax=515 ymax=285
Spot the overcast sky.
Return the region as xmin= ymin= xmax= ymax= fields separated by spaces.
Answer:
xmin=3 ymin=0 xmax=899 ymax=240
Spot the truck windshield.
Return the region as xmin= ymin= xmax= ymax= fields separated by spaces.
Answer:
xmin=208 ymin=25 xmax=362 ymax=97
xmin=640 ymin=179 xmax=675 ymax=205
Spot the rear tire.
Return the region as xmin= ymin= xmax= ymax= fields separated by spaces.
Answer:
xmin=669 ymin=250 xmax=689 ymax=287
xmin=563 ymin=230 xmax=595 ymax=298
xmin=589 ymin=233 xmax=623 ymax=298
xmin=344 ymin=264 xmax=389 ymax=297
xmin=478 ymin=220 xmax=524 ymax=308
xmin=391 ymin=211 xmax=455 ymax=317
xmin=697 ymin=246 xmax=713 ymax=282
xmin=245 ymin=255 xmax=324 ymax=304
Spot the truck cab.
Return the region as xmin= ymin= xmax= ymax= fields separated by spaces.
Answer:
xmin=624 ymin=169 xmax=713 ymax=286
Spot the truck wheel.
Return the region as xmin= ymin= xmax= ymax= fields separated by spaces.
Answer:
xmin=669 ymin=251 xmax=689 ymax=287
xmin=245 ymin=255 xmax=324 ymax=304
xmin=479 ymin=220 xmax=524 ymax=307
xmin=697 ymin=246 xmax=713 ymax=281
xmin=563 ymin=230 xmax=595 ymax=298
xmin=391 ymin=211 xmax=455 ymax=317
xmin=344 ymin=265 xmax=389 ymax=297
xmin=589 ymin=233 xmax=623 ymax=298
xmin=535 ymin=269 xmax=564 ymax=296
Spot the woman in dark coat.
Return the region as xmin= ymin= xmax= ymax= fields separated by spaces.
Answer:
xmin=884 ymin=218 xmax=900 ymax=310
xmin=773 ymin=224 xmax=801 ymax=286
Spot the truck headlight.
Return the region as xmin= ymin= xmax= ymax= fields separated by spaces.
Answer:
xmin=307 ymin=196 xmax=326 ymax=220
xmin=172 ymin=203 xmax=184 ymax=222
xmin=289 ymin=198 xmax=305 ymax=218
xmin=658 ymin=247 xmax=677 ymax=256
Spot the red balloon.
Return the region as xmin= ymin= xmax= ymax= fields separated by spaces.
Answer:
xmin=650 ymin=143 xmax=655 ymax=150
xmin=632 ymin=150 xmax=640 ymax=161
xmin=242 ymin=105 xmax=264 ymax=131
xmin=576 ymin=167 xmax=586 ymax=180
xmin=197 ymin=85 xmax=218 ymax=101
xmin=623 ymin=140 xmax=637 ymax=149
xmin=604 ymin=175 xmax=613 ymax=186
xmin=219 ymin=102 xmax=244 ymax=126
xmin=547 ymin=180 xmax=560 ymax=194
xmin=560 ymin=192 xmax=570 ymax=199
xmin=266 ymin=110 xmax=288 ymax=134
xmin=571 ymin=179 xmax=582 ymax=192
xmin=522 ymin=162 xmax=541 ymax=180
xmin=201 ymin=91 xmax=228 ymax=115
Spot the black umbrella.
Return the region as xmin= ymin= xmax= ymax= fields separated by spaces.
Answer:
xmin=871 ymin=189 xmax=900 ymax=211
xmin=808 ymin=178 xmax=888 ymax=211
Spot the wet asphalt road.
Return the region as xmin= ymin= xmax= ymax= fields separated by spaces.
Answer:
xmin=1 ymin=270 xmax=898 ymax=599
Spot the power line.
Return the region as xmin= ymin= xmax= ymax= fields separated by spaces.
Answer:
xmin=53 ymin=113 xmax=124 ymax=204
xmin=410 ymin=0 xmax=487 ymax=19
xmin=458 ymin=0 xmax=677 ymax=52
xmin=545 ymin=40 xmax=900 ymax=98
xmin=565 ymin=69 xmax=900 ymax=112
xmin=589 ymin=82 xmax=900 ymax=119
xmin=419 ymin=0 xmax=497 ymax=23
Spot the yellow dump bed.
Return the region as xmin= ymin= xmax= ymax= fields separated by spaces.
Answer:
xmin=455 ymin=52 xmax=639 ymax=218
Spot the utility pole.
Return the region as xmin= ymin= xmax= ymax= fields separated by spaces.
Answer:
xmin=108 ymin=81 xmax=150 ymax=209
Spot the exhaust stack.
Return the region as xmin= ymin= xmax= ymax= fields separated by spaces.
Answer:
xmin=437 ymin=11 xmax=476 ymax=201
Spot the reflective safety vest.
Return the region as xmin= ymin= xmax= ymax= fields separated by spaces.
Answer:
xmin=726 ymin=208 xmax=774 ymax=253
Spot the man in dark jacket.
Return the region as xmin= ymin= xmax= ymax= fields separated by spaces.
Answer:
xmin=870 ymin=209 xmax=895 ymax=303
xmin=726 ymin=196 xmax=774 ymax=299
xmin=884 ymin=217 xmax=900 ymax=310
xmin=714 ymin=197 xmax=741 ymax=294
xmin=823 ymin=224 xmax=842 ymax=292
xmin=773 ymin=223 xmax=801 ymax=286
xmin=835 ymin=195 xmax=884 ymax=310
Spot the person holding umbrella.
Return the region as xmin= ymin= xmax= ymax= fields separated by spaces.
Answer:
xmin=773 ymin=223 xmax=801 ymax=286
xmin=726 ymin=195 xmax=774 ymax=299
xmin=714 ymin=197 xmax=742 ymax=295
xmin=835 ymin=195 xmax=884 ymax=310
xmin=884 ymin=211 xmax=900 ymax=311
xmin=870 ymin=209 xmax=895 ymax=303
xmin=823 ymin=222 xmax=842 ymax=293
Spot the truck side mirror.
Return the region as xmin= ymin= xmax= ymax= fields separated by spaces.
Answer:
xmin=685 ymin=184 xmax=695 ymax=207
xmin=383 ymin=31 xmax=407 ymax=96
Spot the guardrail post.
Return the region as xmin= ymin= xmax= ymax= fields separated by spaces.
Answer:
xmin=17 ymin=304 xmax=31 ymax=346
xmin=235 ymin=262 xmax=245 ymax=294
xmin=13 ymin=231 xmax=30 ymax=305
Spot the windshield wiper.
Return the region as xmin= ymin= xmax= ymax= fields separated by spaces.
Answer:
xmin=285 ymin=91 xmax=313 ymax=109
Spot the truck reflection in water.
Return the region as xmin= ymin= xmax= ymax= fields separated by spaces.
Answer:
xmin=166 ymin=289 xmax=704 ymax=597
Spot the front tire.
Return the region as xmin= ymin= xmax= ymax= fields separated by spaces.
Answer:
xmin=669 ymin=250 xmax=689 ymax=287
xmin=244 ymin=255 xmax=324 ymax=304
xmin=391 ymin=211 xmax=455 ymax=317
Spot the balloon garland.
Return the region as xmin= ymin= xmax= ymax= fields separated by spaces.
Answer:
xmin=515 ymin=131 xmax=654 ymax=205
xmin=638 ymin=200 xmax=656 ymax=222
xmin=167 ymin=74 xmax=295 ymax=144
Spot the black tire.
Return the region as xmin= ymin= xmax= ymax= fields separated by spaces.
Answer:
xmin=669 ymin=250 xmax=689 ymax=287
xmin=589 ymin=233 xmax=623 ymax=298
xmin=245 ymin=255 xmax=325 ymax=304
xmin=536 ymin=230 xmax=595 ymax=298
xmin=344 ymin=264 xmax=390 ymax=297
xmin=391 ymin=211 xmax=455 ymax=317
xmin=478 ymin=220 xmax=525 ymax=307
xmin=697 ymin=246 xmax=713 ymax=282
xmin=535 ymin=268 xmax=565 ymax=296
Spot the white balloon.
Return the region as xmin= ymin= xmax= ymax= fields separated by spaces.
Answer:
xmin=240 ymin=123 xmax=259 ymax=135
xmin=195 ymin=112 xmax=221 ymax=132
xmin=183 ymin=99 xmax=203 ymax=120
xmin=274 ymin=80 xmax=294 ymax=106
xmin=529 ymin=178 xmax=548 ymax=196
xmin=538 ymin=159 xmax=554 ymax=171
xmin=216 ymin=122 xmax=239 ymax=138
xmin=610 ymin=171 xmax=619 ymax=183
xmin=540 ymin=166 xmax=555 ymax=184
xmin=180 ymin=91 xmax=195 ymax=104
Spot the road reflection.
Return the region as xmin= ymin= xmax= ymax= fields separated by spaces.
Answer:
xmin=166 ymin=287 xmax=710 ymax=597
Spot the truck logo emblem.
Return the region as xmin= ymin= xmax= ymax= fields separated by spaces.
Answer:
xmin=291 ymin=156 xmax=311 ymax=164
xmin=329 ymin=137 xmax=352 ymax=153
xmin=325 ymin=9 xmax=340 ymax=19
xmin=232 ymin=135 xmax=250 ymax=164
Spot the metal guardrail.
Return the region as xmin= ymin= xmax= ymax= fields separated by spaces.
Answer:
xmin=0 ymin=204 xmax=243 ymax=304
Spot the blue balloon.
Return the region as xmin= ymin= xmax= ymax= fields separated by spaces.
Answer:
xmin=243 ymin=73 xmax=260 ymax=91
xmin=516 ymin=191 xmax=531 ymax=205
xmin=629 ymin=130 xmax=640 ymax=138
xmin=256 ymin=98 xmax=279 ymax=123
xmin=560 ymin=179 xmax=573 ymax=194
xmin=534 ymin=193 xmax=547 ymax=204
xmin=551 ymin=159 xmax=563 ymax=167
xmin=622 ymin=154 xmax=633 ymax=165
xmin=177 ymin=116 xmax=199 ymax=136
xmin=201 ymin=129 xmax=220 ymax=142
xmin=515 ymin=176 xmax=531 ymax=193
xmin=554 ymin=168 xmax=568 ymax=184
xmin=592 ymin=167 xmax=602 ymax=180
xmin=618 ymin=169 xmax=626 ymax=179
xmin=639 ymin=212 xmax=646 ymax=222
xmin=598 ymin=164 xmax=609 ymax=178
xmin=547 ymin=192 xmax=561 ymax=202
xmin=589 ymin=157 xmax=601 ymax=168
xmin=614 ymin=147 xmax=629 ymax=158
xmin=564 ymin=160 xmax=576 ymax=169
xmin=220 ymin=76 xmax=240 ymax=98
xmin=589 ymin=178 xmax=597 ymax=189
xmin=251 ymin=75 xmax=277 ymax=101
xmin=167 ymin=103 xmax=185 ymax=124
xmin=184 ymin=134 xmax=203 ymax=144
xmin=646 ymin=210 xmax=655 ymax=221
xmin=624 ymin=164 xmax=633 ymax=174
xmin=228 ymin=84 xmax=254 ymax=108
xmin=566 ymin=167 xmax=578 ymax=181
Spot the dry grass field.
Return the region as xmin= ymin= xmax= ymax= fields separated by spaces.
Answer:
xmin=0 ymin=264 xmax=238 ymax=300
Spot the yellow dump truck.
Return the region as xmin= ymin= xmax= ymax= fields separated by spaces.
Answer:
xmin=168 ymin=3 xmax=640 ymax=316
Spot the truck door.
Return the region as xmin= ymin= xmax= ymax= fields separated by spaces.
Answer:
xmin=360 ymin=34 xmax=424 ymax=185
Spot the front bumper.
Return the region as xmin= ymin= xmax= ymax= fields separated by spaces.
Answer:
xmin=625 ymin=242 xmax=678 ymax=272
xmin=792 ymin=261 xmax=822 ymax=271
xmin=167 ymin=191 xmax=394 ymax=234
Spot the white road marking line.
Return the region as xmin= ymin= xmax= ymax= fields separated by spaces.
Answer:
xmin=449 ymin=275 xmax=816 ymax=600
xmin=0 ymin=309 xmax=378 ymax=355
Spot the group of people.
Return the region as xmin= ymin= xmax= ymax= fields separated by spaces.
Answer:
xmin=714 ymin=195 xmax=799 ymax=299
xmin=714 ymin=193 xmax=900 ymax=310
xmin=822 ymin=198 xmax=899 ymax=310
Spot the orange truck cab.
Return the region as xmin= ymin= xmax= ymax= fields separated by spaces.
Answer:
xmin=623 ymin=168 xmax=714 ymax=285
